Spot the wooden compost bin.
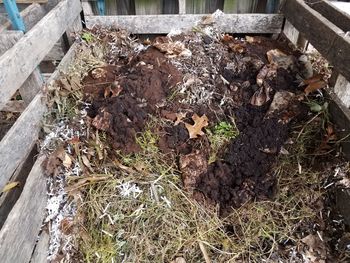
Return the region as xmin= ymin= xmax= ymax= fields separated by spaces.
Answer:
xmin=0 ymin=0 xmax=349 ymax=262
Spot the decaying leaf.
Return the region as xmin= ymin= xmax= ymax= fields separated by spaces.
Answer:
xmin=221 ymin=34 xmax=233 ymax=43
xmin=251 ymin=85 xmax=271 ymax=106
xmin=82 ymin=155 xmax=92 ymax=170
xmin=200 ymin=14 xmax=214 ymax=25
xmin=266 ymin=49 xmax=295 ymax=69
xmin=301 ymin=233 xmax=327 ymax=263
xmin=2 ymin=181 xmax=20 ymax=193
xmin=91 ymin=67 xmax=108 ymax=79
xmin=92 ymin=111 xmax=112 ymax=131
xmin=179 ymin=151 xmax=207 ymax=191
xmin=153 ymin=39 xmax=191 ymax=57
xmin=228 ymin=43 xmax=245 ymax=53
xmin=245 ymin=36 xmax=261 ymax=44
xmin=184 ymin=114 xmax=209 ymax=139
xmin=62 ymin=153 xmax=72 ymax=168
xmin=267 ymin=91 xmax=295 ymax=115
xmin=175 ymin=112 xmax=187 ymax=125
xmin=304 ymin=80 xmax=327 ymax=95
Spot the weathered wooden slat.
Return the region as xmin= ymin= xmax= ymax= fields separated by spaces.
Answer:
xmin=0 ymin=41 xmax=79 ymax=199
xmin=179 ymin=0 xmax=186 ymax=14
xmin=0 ymin=0 xmax=81 ymax=109
xmin=0 ymin=0 xmax=47 ymax=3
xmin=0 ymin=147 xmax=37 ymax=228
xmin=307 ymin=0 xmax=350 ymax=32
xmin=1 ymin=100 xmax=26 ymax=112
xmin=281 ymin=0 xmax=350 ymax=82
xmin=86 ymin=13 xmax=284 ymax=34
xmin=0 ymin=3 xmax=45 ymax=32
xmin=30 ymin=230 xmax=49 ymax=263
xmin=0 ymin=156 xmax=47 ymax=263
xmin=0 ymin=94 xmax=46 ymax=192
xmin=0 ymin=30 xmax=42 ymax=107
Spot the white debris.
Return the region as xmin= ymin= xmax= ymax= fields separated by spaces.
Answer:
xmin=117 ymin=182 xmax=143 ymax=199
xmin=168 ymin=29 xmax=182 ymax=37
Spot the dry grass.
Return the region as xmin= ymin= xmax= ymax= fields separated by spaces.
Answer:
xmin=73 ymin=117 xmax=327 ymax=263
xmin=44 ymin=29 xmax=339 ymax=262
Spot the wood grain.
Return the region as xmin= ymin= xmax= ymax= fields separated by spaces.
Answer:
xmin=0 ymin=0 xmax=81 ymax=109
xmin=0 ymin=156 xmax=47 ymax=263
xmin=307 ymin=0 xmax=350 ymax=32
xmin=0 ymin=30 xmax=42 ymax=107
xmin=281 ymin=0 xmax=350 ymax=82
xmin=0 ymin=0 xmax=47 ymax=3
xmin=86 ymin=13 xmax=284 ymax=34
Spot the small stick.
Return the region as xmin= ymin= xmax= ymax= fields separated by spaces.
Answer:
xmin=198 ymin=241 xmax=211 ymax=263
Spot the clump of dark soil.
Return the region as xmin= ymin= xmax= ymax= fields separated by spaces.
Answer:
xmin=83 ymin=28 xmax=308 ymax=213
xmin=84 ymin=47 xmax=181 ymax=153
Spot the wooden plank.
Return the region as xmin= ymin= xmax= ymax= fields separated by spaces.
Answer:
xmin=0 ymin=0 xmax=47 ymax=3
xmin=65 ymin=14 xmax=83 ymax=46
xmin=0 ymin=30 xmax=42 ymax=106
xmin=281 ymin=0 xmax=350 ymax=82
xmin=30 ymin=230 xmax=49 ymax=263
xmin=0 ymin=147 xmax=37 ymax=228
xmin=307 ymin=0 xmax=350 ymax=32
xmin=0 ymin=0 xmax=81 ymax=109
xmin=86 ymin=13 xmax=284 ymax=34
xmin=0 ymin=3 xmax=46 ymax=32
xmin=135 ymin=0 xmax=162 ymax=15
xmin=334 ymin=74 xmax=350 ymax=108
xmin=0 ymin=94 xmax=46 ymax=191
xmin=0 ymin=156 xmax=47 ymax=263
xmin=179 ymin=0 xmax=186 ymax=14
xmin=2 ymin=100 xmax=26 ymax=112
xmin=0 ymin=41 xmax=79 ymax=199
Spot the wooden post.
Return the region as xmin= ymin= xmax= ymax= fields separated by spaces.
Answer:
xmin=0 ymin=31 xmax=42 ymax=107
xmin=179 ymin=0 xmax=186 ymax=14
xmin=334 ymin=74 xmax=350 ymax=108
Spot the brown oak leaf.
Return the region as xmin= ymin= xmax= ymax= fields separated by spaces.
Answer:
xmin=184 ymin=114 xmax=209 ymax=139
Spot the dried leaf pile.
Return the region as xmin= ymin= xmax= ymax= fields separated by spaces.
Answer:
xmin=41 ymin=14 xmax=350 ymax=263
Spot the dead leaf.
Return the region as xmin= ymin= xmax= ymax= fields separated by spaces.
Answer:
xmin=179 ymin=151 xmax=208 ymax=191
xmin=266 ymin=49 xmax=295 ymax=69
xmin=267 ymin=91 xmax=295 ymax=115
xmin=245 ymin=36 xmax=261 ymax=44
xmin=184 ymin=114 xmax=209 ymax=139
xmin=222 ymin=34 xmax=233 ymax=43
xmin=301 ymin=233 xmax=327 ymax=263
xmin=200 ymin=14 xmax=214 ymax=25
xmin=91 ymin=67 xmax=107 ymax=79
xmin=82 ymin=155 xmax=92 ymax=170
xmin=250 ymin=85 xmax=271 ymax=106
xmin=153 ymin=40 xmax=191 ymax=57
xmin=256 ymin=65 xmax=271 ymax=86
xmin=92 ymin=111 xmax=112 ymax=131
xmin=2 ymin=181 xmax=20 ymax=193
xmin=228 ymin=43 xmax=245 ymax=53
xmin=175 ymin=112 xmax=187 ymax=125
xmin=299 ymin=74 xmax=324 ymax=86
xmin=304 ymin=80 xmax=327 ymax=95
xmin=62 ymin=153 xmax=72 ymax=168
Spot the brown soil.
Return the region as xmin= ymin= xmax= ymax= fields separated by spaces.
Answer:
xmin=83 ymin=34 xmax=308 ymax=213
xmin=84 ymin=47 xmax=181 ymax=153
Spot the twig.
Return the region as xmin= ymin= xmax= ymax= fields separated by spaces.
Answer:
xmin=198 ymin=241 xmax=211 ymax=263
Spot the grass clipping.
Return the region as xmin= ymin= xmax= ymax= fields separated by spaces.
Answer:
xmin=46 ymin=30 xmax=328 ymax=263
xmin=74 ymin=124 xmax=323 ymax=263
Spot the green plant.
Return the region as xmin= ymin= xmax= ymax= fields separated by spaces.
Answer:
xmin=207 ymin=121 xmax=239 ymax=163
